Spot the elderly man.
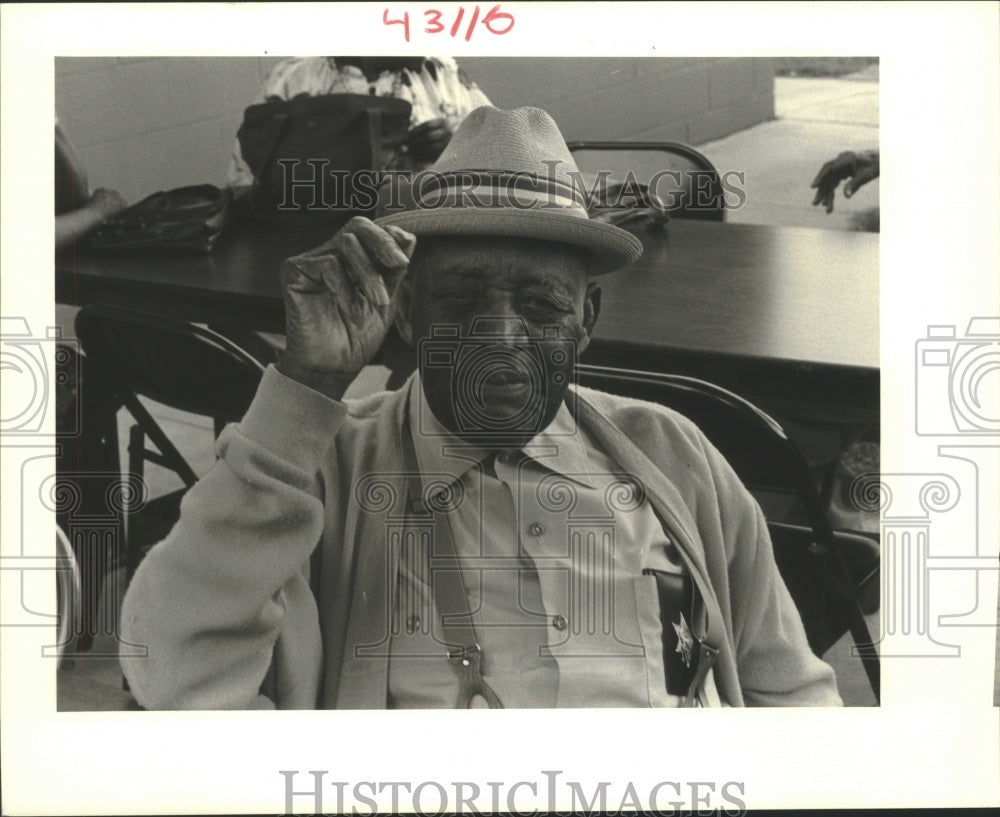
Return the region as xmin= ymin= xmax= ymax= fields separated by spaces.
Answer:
xmin=121 ymin=107 xmax=842 ymax=709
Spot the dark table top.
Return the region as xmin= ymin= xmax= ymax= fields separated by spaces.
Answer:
xmin=595 ymin=221 xmax=878 ymax=370
xmin=56 ymin=218 xmax=879 ymax=413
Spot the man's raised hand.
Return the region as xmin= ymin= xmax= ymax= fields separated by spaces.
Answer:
xmin=276 ymin=217 xmax=416 ymax=399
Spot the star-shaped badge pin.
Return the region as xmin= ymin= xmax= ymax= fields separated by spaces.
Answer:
xmin=673 ymin=611 xmax=696 ymax=668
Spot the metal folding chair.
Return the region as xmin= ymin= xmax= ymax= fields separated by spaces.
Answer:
xmin=567 ymin=140 xmax=727 ymax=221
xmin=74 ymin=305 xmax=266 ymax=580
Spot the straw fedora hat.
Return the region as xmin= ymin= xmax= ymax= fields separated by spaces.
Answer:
xmin=374 ymin=106 xmax=643 ymax=275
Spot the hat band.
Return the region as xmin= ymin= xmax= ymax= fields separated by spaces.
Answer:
xmin=425 ymin=183 xmax=589 ymax=216
xmin=411 ymin=169 xmax=588 ymax=214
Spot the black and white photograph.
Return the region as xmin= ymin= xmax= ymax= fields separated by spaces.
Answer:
xmin=52 ymin=52 xmax=881 ymax=713
xmin=2 ymin=2 xmax=998 ymax=814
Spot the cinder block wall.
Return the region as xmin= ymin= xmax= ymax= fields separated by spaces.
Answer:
xmin=55 ymin=57 xmax=277 ymax=204
xmin=55 ymin=57 xmax=774 ymax=203
xmin=460 ymin=57 xmax=775 ymax=143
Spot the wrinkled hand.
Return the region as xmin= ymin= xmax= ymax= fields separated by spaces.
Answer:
xmin=88 ymin=188 xmax=128 ymax=221
xmin=405 ymin=118 xmax=452 ymax=162
xmin=276 ymin=217 xmax=416 ymax=399
xmin=810 ymin=151 xmax=879 ymax=213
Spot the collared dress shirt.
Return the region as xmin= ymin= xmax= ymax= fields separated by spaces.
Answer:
xmin=387 ymin=378 xmax=723 ymax=708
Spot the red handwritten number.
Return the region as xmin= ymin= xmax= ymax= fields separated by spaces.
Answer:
xmin=383 ymin=8 xmax=410 ymax=42
xmin=482 ymin=4 xmax=514 ymax=35
xmin=424 ymin=9 xmax=444 ymax=34
xmin=449 ymin=6 xmax=465 ymax=37
xmin=464 ymin=5 xmax=481 ymax=41
xmin=387 ymin=5 xmax=513 ymax=41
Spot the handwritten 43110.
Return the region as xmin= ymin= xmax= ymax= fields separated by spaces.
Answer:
xmin=382 ymin=5 xmax=515 ymax=42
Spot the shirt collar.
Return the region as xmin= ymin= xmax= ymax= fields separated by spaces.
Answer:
xmin=408 ymin=374 xmax=597 ymax=488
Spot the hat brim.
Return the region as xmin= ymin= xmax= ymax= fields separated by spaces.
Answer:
xmin=374 ymin=206 xmax=643 ymax=276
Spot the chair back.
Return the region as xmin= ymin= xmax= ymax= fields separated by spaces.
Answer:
xmin=577 ymin=363 xmax=828 ymax=533
xmin=567 ymin=140 xmax=726 ymax=221
xmin=75 ymin=306 xmax=266 ymax=421
xmin=768 ymin=521 xmax=879 ymax=653
xmin=576 ymin=363 xmax=879 ymax=699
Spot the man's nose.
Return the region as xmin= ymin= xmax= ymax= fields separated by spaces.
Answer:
xmin=468 ymin=312 xmax=531 ymax=344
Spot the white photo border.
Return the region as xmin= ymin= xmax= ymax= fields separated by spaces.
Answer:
xmin=2 ymin=2 xmax=998 ymax=813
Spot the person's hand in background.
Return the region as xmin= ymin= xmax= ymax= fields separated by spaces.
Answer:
xmin=55 ymin=121 xmax=130 ymax=252
xmin=810 ymin=150 xmax=879 ymax=213
xmin=55 ymin=188 xmax=129 ymax=253
xmin=87 ymin=188 xmax=129 ymax=221
xmin=404 ymin=118 xmax=452 ymax=163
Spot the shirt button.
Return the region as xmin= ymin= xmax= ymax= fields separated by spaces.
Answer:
xmin=528 ymin=522 xmax=544 ymax=537
xmin=552 ymin=614 xmax=567 ymax=631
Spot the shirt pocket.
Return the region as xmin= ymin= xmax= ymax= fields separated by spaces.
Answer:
xmin=633 ymin=574 xmax=674 ymax=707
xmin=638 ymin=544 xmax=697 ymax=699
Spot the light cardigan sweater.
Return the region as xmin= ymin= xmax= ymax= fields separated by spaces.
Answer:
xmin=120 ymin=367 xmax=842 ymax=709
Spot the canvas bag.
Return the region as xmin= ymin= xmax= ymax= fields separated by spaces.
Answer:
xmin=237 ymin=93 xmax=412 ymax=217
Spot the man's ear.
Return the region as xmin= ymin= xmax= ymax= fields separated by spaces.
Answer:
xmin=392 ymin=271 xmax=415 ymax=347
xmin=580 ymin=282 xmax=602 ymax=351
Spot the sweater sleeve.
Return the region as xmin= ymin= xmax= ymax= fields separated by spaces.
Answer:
xmin=119 ymin=366 xmax=348 ymax=710
xmin=701 ymin=438 xmax=844 ymax=706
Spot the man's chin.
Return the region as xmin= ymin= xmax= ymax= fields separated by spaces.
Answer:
xmin=423 ymin=377 xmax=568 ymax=448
